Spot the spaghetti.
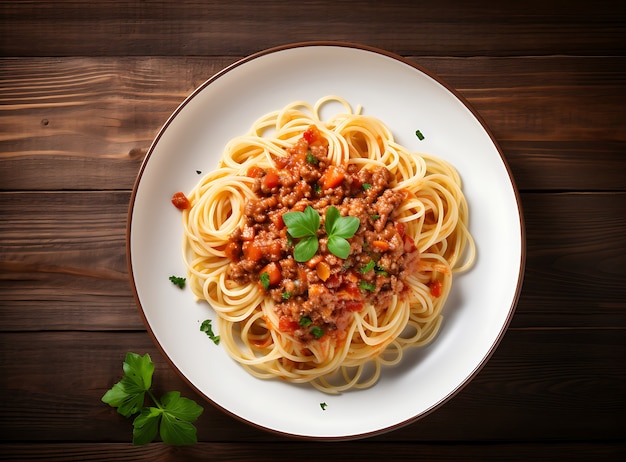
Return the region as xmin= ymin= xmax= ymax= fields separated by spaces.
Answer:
xmin=179 ymin=96 xmax=475 ymax=393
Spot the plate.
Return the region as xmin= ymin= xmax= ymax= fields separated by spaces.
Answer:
xmin=127 ymin=42 xmax=525 ymax=439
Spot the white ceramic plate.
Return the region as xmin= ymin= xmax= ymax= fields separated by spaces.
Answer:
xmin=128 ymin=42 xmax=525 ymax=440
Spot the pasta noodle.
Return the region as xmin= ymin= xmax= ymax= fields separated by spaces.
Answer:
xmin=179 ymin=96 xmax=475 ymax=394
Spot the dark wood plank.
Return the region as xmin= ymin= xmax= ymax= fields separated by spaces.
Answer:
xmin=511 ymin=192 xmax=626 ymax=328
xmin=1 ymin=0 xmax=625 ymax=57
xmin=1 ymin=57 xmax=625 ymax=192
xmin=2 ymin=192 xmax=624 ymax=331
xmin=0 ymin=190 xmax=143 ymax=331
xmin=0 ymin=441 xmax=624 ymax=462
xmin=0 ymin=329 xmax=624 ymax=443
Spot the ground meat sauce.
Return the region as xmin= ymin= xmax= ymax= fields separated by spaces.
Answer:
xmin=226 ymin=125 xmax=420 ymax=344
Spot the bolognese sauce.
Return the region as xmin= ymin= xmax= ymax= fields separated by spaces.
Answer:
xmin=225 ymin=125 xmax=420 ymax=344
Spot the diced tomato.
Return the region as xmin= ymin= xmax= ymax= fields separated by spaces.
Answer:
xmin=336 ymin=281 xmax=362 ymax=300
xmin=263 ymin=171 xmax=280 ymax=189
xmin=247 ymin=166 xmax=264 ymax=178
xmin=224 ymin=241 xmax=241 ymax=262
xmin=404 ymin=234 xmax=417 ymax=252
xmin=274 ymin=156 xmax=288 ymax=169
xmin=395 ymin=222 xmax=406 ymax=237
xmin=372 ymin=240 xmax=390 ymax=252
xmin=429 ymin=279 xmax=443 ymax=298
xmin=171 ymin=191 xmax=191 ymax=210
xmin=302 ymin=125 xmax=318 ymax=144
xmin=278 ymin=317 xmax=299 ymax=333
xmin=321 ymin=165 xmax=345 ymax=190
xmin=344 ymin=300 xmax=364 ymax=312
xmin=260 ymin=262 xmax=281 ymax=287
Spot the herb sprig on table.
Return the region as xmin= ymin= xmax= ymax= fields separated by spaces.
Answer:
xmin=102 ymin=352 xmax=203 ymax=446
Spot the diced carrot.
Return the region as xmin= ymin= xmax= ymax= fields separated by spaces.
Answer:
xmin=372 ymin=240 xmax=390 ymax=252
xmin=242 ymin=241 xmax=263 ymax=261
xmin=316 ymin=261 xmax=331 ymax=281
xmin=321 ymin=165 xmax=345 ymax=190
xmin=260 ymin=262 xmax=281 ymax=287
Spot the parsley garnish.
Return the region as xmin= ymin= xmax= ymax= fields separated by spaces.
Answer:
xmin=362 ymin=183 xmax=372 ymax=190
xmin=358 ymin=280 xmax=377 ymax=292
xmin=310 ymin=325 xmax=325 ymax=339
xmin=370 ymin=214 xmax=380 ymax=221
xmin=282 ymin=206 xmax=360 ymax=262
xmin=359 ymin=260 xmax=376 ymax=274
xmin=299 ymin=316 xmax=313 ymax=327
xmin=200 ymin=319 xmax=220 ymax=345
xmin=102 ymin=352 xmax=203 ymax=446
xmin=415 ymin=129 xmax=425 ymax=141
xmin=320 ymin=402 xmax=328 ymax=410
xmin=306 ymin=151 xmax=319 ymax=165
xmin=282 ymin=292 xmax=292 ymax=300
xmin=375 ymin=266 xmax=389 ymax=277
xmin=260 ymin=272 xmax=270 ymax=290
xmin=169 ymin=275 xmax=186 ymax=289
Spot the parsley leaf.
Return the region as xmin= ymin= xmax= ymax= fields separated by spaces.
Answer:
xmin=310 ymin=325 xmax=325 ymax=338
xmin=200 ymin=319 xmax=220 ymax=345
xmin=358 ymin=280 xmax=377 ymax=292
xmin=260 ymin=272 xmax=270 ymax=290
xmin=169 ymin=275 xmax=186 ymax=289
xmin=102 ymin=352 xmax=204 ymax=446
xmin=359 ymin=260 xmax=376 ymax=274
xmin=306 ymin=151 xmax=319 ymax=165
xmin=362 ymin=183 xmax=372 ymax=190
xmin=415 ymin=129 xmax=425 ymax=140
xmin=320 ymin=402 xmax=328 ymax=410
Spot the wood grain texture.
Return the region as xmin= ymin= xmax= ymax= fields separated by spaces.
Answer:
xmin=1 ymin=0 xmax=625 ymax=459
xmin=0 ymin=330 xmax=624 ymax=443
xmin=1 ymin=57 xmax=625 ymax=192
xmin=0 ymin=442 xmax=625 ymax=462
xmin=1 ymin=0 xmax=625 ymax=57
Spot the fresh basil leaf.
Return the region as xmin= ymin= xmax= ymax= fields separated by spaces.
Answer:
xmin=327 ymin=235 xmax=351 ymax=259
xmin=132 ymin=407 xmax=161 ymax=446
xmin=331 ymin=215 xmax=359 ymax=238
xmin=325 ymin=206 xmax=359 ymax=239
xmin=293 ymin=236 xmax=319 ymax=262
xmin=283 ymin=206 xmax=320 ymax=238
xmin=324 ymin=206 xmax=340 ymax=235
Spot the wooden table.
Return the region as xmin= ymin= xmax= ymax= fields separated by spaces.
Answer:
xmin=1 ymin=1 xmax=625 ymax=460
